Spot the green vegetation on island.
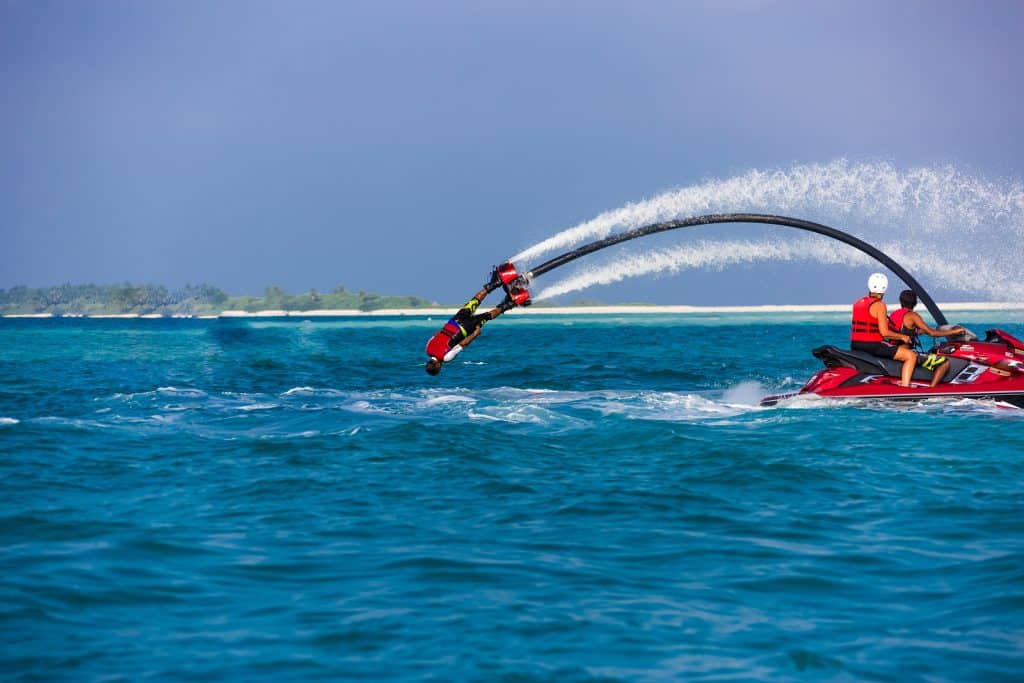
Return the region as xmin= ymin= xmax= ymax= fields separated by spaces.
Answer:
xmin=0 ymin=283 xmax=437 ymax=316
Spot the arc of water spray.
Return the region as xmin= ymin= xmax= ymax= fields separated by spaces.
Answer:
xmin=520 ymin=213 xmax=949 ymax=325
xmin=534 ymin=238 xmax=870 ymax=299
xmin=512 ymin=160 xmax=1024 ymax=263
xmin=510 ymin=160 xmax=1024 ymax=302
xmin=536 ymin=238 xmax=1024 ymax=303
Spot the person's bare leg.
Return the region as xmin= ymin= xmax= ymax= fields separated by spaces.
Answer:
xmin=930 ymin=361 xmax=949 ymax=388
xmin=895 ymin=347 xmax=917 ymax=387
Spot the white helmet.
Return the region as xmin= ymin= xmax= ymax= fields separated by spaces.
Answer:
xmin=867 ymin=272 xmax=888 ymax=294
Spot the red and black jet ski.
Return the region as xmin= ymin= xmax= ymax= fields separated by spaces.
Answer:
xmin=761 ymin=328 xmax=1024 ymax=408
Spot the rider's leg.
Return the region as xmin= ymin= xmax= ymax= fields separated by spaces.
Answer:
xmin=894 ymin=346 xmax=917 ymax=387
xmin=930 ymin=360 xmax=949 ymax=388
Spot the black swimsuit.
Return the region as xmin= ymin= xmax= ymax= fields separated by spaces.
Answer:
xmin=449 ymin=298 xmax=489 ymax=341
xmin=851 ymin=340 xmax=900 ymax=360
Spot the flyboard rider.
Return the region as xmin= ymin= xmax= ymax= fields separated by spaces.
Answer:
xmin=424 ymin=264 xmax=530 ymax=376
xmin=851 ymin=273 xmax=918 ymax=387
xmin=888 ymin=289 xmax=966 ymax=387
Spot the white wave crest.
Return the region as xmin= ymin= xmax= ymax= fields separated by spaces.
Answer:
xmin=282 ymin=386 xmax=317 ymax=396
xmin=420 ymin=394 xmax=476 ymax=407
xmin=156 ymin=387 xmax=207 ymax=397
xmin=0 ymin=417 xmax=19 ymax=426
xmin=281 ymin=386 xmax=346 ymax=397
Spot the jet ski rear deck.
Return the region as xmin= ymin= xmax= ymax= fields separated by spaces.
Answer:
xmin=761 ymin=330 xmax=1024 ymax=408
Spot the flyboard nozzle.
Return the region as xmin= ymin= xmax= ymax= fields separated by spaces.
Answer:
xmin=495 ymin=262 xmax=532 ymax=307
xmin=496 ymin=262 xmax=520 ymax=287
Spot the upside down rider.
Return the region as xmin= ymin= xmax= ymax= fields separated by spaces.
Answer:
xmin=424 ymin=266 xmax=528 ymax=375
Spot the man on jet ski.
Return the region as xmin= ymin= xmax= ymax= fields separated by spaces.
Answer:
xmin=889 ymin=289 xmax=967 ymax=387
xmin=423 ymin=270 xmax=517 ymax=376
xmin=851 ymin=273 xmax=918 ymax=387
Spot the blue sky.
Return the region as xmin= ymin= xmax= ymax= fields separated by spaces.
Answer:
xmin=2 ymin=1 xmax=1022 ymax=303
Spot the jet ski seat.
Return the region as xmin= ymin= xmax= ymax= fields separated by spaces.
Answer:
xmin=812 ymin=345 xmax=970 ymax=384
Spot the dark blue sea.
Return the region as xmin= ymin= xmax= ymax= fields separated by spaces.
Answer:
xmin=2 ymin=313 xmax=1023 ymax=682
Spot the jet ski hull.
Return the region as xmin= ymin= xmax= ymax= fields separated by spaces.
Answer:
xmin=761 ymin=380 xmax=1024 ymax=408
xmin=761 ymin=330 xmax=1024 ymax=409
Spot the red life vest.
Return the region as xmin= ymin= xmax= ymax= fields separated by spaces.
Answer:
xmin=889 ymin=307 xmax=911 ymax=332
xmin=425 ymin=329 xmax=455 ymax=360
xmin=425 ymin=318 xmax=467 ymax=360
xmin=851 ymin=295 xmax=884 ymax=342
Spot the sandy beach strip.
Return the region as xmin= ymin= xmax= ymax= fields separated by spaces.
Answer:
xmin=83 ymin=313 xmax=146 ymax=319
xmin=218 ymin=302 xmax=1024 ymax=317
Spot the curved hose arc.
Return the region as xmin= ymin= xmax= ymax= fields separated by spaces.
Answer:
xmin=525 ymin=213 xmax=947 ymax=326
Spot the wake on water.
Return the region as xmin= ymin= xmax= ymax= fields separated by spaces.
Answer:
xmin=50 ymin=383 xmax=1018 ymax=437
xmin=509 ymin=160 xmax=1024 ymax=301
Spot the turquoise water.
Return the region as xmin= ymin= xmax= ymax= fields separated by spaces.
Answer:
xmin=2 ymin=314 xmax=1023 ymax=681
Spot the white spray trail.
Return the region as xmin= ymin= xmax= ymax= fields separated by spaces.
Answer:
xmin=512 ymin=160 xmax=1024 ymax=263
xmin=511 ymin=160 xmax=1024 ymax=300
xmin=535 ymin=237 xmax=1024 ymax=302
xmin=537 ymin=238 xmax=866 ymax=299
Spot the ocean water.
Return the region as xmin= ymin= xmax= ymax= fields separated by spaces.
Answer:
xmin=2 ymin=313 xmax=1023 ymax=682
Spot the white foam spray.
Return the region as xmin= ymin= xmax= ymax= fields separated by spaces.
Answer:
xmin=535 ymin=236 xmax=1024 ymax=301
xmin=512 ymin=160 xmax=1024 ymax=300
xmin=537 ymin=237 xmax=868 ymax=299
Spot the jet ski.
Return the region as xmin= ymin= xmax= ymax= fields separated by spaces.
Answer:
xmin=761 ymin=328 xmax=1024 ymax=408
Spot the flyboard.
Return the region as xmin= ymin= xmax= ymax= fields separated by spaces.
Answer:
xmin=491 ymin=213 xmax=1024 ymax=408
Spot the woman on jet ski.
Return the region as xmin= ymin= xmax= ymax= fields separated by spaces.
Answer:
xmin=851 ymin=273 xmax=918 ymax=387
xmin=889 ymin=289 xmax=967 ymax=387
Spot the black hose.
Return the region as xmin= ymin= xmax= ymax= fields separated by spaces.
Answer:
xmin=525 ymin=213 xmax=948 ymax=326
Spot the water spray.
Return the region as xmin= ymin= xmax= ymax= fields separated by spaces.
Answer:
xmin=510 ymin=160 xmax=1024 ymax=301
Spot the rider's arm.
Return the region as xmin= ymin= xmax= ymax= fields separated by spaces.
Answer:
xmin=442 ymin=327 xmax=482 ymax=361
xmin=874 ymin=302 xmax=911 ymax=343
xmin=908 ymin=313 xmax=965 ymax=337
xmin=460 ymin=326 xmax=483 ymax=348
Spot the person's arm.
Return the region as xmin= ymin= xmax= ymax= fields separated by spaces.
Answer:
xmin=442 ymin=326 xmax=483 ymax=362
xmin=474 ymin=304 xmax=507 ymax=326
xmin=907 ymin=312 xmax=965 ymax=337
xmin=874 ymin=301 xmax=911 ymax=343
xmin=442 ymin=343 xmax=465 ymax=362
xmin=459 ymin=326 xmax=483 ymax=348
xmin=445 ymin=302 xmax=510 ymax=361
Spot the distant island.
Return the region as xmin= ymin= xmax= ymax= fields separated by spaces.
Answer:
xmin=4 ymin=284 xmax=1018 ymax=319
xmin=0 ymin=283 xmax=439 ymax=316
